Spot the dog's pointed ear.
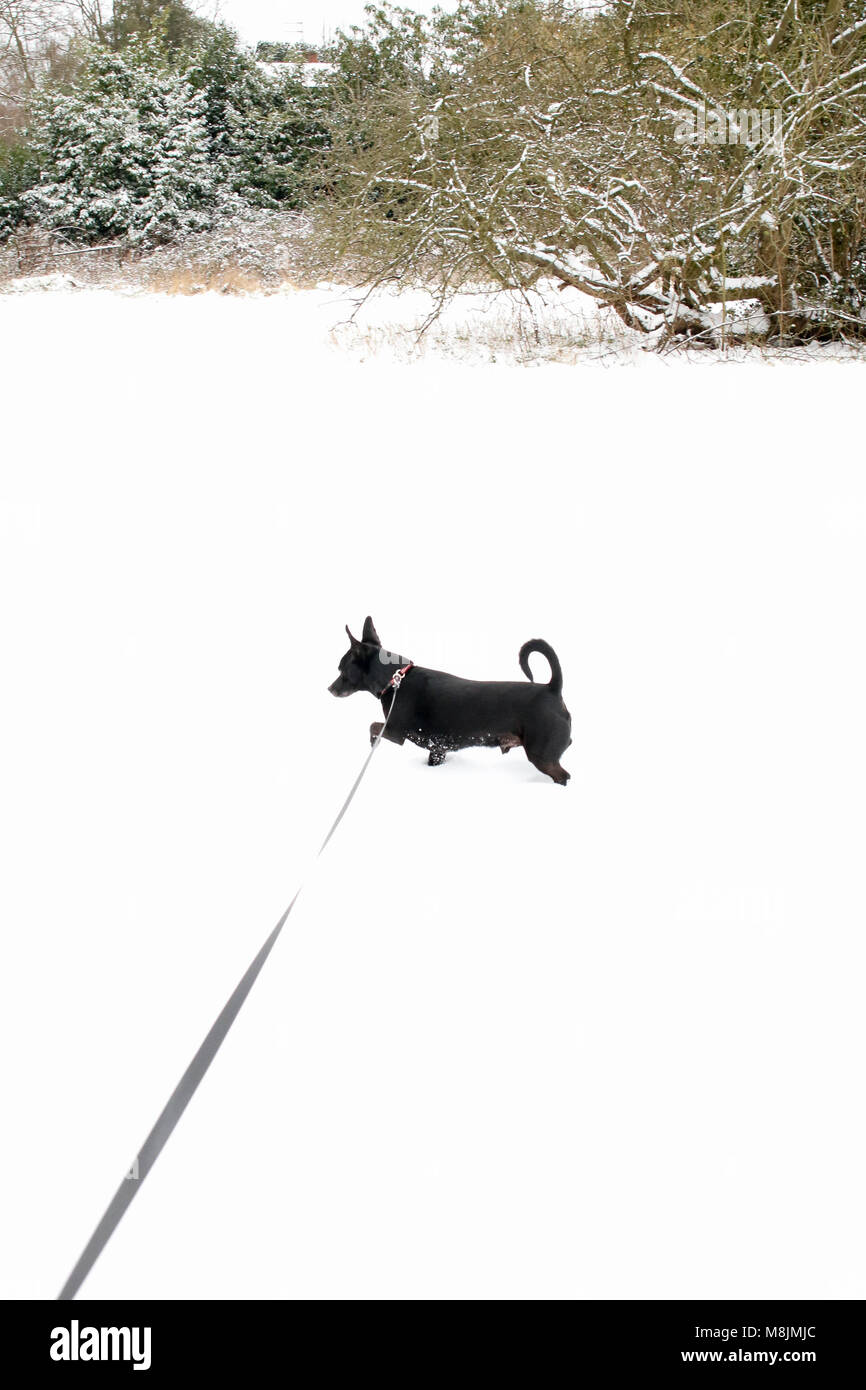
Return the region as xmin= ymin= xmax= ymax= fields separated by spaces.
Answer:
xmin=362 ymin=616 xmax=381 ymax=647
xmin=345 ymin=624 xmax=361 ymax=648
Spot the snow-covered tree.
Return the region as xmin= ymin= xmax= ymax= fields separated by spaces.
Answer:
xmin=21 ymin=40 xmax=221 ymax=243
xmin=322 ymin=0 xmax=866 ymax=343
xmin=186 ymin=23 xmax=330 ymax=207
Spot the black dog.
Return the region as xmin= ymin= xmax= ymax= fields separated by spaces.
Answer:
xmin=329 ymin=617 xmax=572 ymax=785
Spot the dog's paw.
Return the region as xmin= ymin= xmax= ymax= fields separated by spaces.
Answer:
xmin=369 ymin=721 xmax=385 ymax=745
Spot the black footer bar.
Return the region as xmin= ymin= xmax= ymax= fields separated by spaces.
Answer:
xmin=4 ymin=1297 xmax=861 ymax=1375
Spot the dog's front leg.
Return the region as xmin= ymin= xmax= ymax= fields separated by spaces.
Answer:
xmin=370 ymin=721 xmax=405 ymax=747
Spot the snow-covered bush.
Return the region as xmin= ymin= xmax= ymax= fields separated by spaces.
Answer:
xmin=21 ymin=43 xmax=223 ymax=245
xmin=185 ymin=25 xmax=330 ymax=208
xmin=0 ymin=139 xmax=39 ymax=238
xmin=3 ymin=21 xmax=332 ymax=247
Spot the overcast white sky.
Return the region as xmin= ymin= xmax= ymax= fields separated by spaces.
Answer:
xmin=215 ymin=0 xmax=446 ymax=48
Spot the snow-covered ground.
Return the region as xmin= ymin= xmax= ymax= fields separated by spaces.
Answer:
xmin=1 ymin=289 xmax=864 ymax=1299
xmin=6 ymin=272 xmax=865 ymax=364
xmin=2 ymin=273 xmax=641 ymax=363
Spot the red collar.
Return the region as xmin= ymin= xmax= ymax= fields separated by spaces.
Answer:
xmin=379 ymin=662 xmax=413 ymax=697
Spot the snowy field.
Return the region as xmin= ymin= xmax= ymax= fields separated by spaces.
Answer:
xmin=7 ymin=270 xmax=866 ymax=364
xmin=1 ymin=289 xmax=865 ymax=1300
xmin=1 ymin=273 xmax=642 ymax=364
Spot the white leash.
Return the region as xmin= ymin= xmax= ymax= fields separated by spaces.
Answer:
xmin=58 ymin=675 xmax=407 ymax=1300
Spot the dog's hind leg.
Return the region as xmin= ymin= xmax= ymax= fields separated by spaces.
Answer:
xmin=524 ymin=722 xmax=571 ymax=785
xmin=535 ymin=760 xmax=570 ymax=785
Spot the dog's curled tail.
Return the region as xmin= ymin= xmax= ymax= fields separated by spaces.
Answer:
xmin=518 ymin=639 xmax=563 ymax=696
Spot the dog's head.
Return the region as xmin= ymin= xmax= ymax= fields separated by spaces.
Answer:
xmin=329 ymin=616 xmax=391 ymax=698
